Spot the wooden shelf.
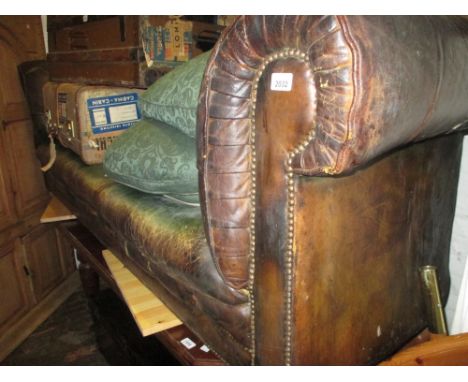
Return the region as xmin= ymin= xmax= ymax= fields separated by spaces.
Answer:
xmin=40 ymin=195 xmax=76 ymax=223
xmin=60 ymin=221 xmax=224 ymax=365
xmin=102 ymin=249 xmax=182 ymax=336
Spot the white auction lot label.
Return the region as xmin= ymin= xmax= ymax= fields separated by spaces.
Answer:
xmin=180 ymin=337 xmax=196 ymax=349
xmin=200 ymin=345 xmax=210 ymax=353
xmin=271 ymin=73 xmax=293 ymax=91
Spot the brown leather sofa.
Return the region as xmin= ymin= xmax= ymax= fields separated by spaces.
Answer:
xmin=44 ymin=16 xmax=468 ymax=365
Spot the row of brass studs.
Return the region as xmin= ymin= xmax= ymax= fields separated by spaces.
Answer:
xmin=247 ymin=47 xmax=309 ymax=366
xmin=285 ymin=155 xmax=295 ymax=364
xmin=206 ymin=343 xmax=229 ymax=365
xmin=284 ymin=128 xmax=316 ymax=365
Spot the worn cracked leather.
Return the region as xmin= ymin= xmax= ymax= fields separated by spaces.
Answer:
xmin=198 ymin=15 xmax=468 ymax=289
xmin=40 ymin=16 xmax=468 ymax=365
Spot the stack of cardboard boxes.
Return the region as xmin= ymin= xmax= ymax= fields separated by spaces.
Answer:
xmin=47 ymin=16 xmax=224 ymax=88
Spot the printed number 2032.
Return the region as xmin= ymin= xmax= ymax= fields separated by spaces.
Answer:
xmin=270 ymin=73 xmax=293 ymax=91
xmin=275 ymin=80 xmax=290 ymax=88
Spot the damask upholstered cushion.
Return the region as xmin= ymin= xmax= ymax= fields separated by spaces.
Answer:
xmin=138 ymin=51 xmax=211 ymax=138
xmin=103 ymin=118 xmax=199 ymax=205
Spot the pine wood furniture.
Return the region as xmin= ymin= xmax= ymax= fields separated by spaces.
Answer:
xmin=379 ymin=330 xmax=468 ymax=366
xmin=102 ymin=249 xmax=182 ymax=336
xmin=0 ymin=16 xmax=78 ymax=361
xmin=62 ymin=221 xmax=224 ymax=365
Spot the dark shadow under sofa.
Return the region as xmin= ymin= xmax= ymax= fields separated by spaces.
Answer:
xmin=43 ymin=16 xmax=468 ymax=365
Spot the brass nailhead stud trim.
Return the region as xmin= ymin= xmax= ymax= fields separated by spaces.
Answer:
xmin=246 ymin=47 xmax=311 ymax=366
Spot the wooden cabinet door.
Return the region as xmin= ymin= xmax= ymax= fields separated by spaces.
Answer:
xmin=56 ymin=226 xmax=76 ymax=277
xmin=0 ymin=40 xmax=48 ymax=220
xmin=22 ymin=224 xmax=65 ymax=303
xmin=0 ymin=17 xmax=45 ymax=62
xmin=0 ymin=241 xmax=32 ymax=335
xmin=2 ymin=120 xmax=49 ymax=218
xmin=0 ymin=134 xmax=17 ymax=232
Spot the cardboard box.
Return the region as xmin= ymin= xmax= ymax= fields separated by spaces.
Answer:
xmin=141 ymin=16 xmax=193 ymax=68
xmin=47 ymin=16 xmax=224 ymax=87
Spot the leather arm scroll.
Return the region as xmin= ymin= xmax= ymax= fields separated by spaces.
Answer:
xmin=197 ymin=16 xmax=468 ymax=289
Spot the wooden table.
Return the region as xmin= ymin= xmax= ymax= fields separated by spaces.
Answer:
xmin=60 ymin=221 xmax=224 ymax=366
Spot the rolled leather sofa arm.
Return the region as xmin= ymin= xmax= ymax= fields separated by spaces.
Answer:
xmin=197 ymin=15 xmax=468 ymax=290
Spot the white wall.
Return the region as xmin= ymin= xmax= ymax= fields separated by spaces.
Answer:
xmin=41 ymin=15 xmax=48 ymax=53
xmin=446 ymin=136 xmax=468 ymax=333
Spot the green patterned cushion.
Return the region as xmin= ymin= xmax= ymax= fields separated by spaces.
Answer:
xmin=103 ymin=118 xmax=199 ymax=205
xmin=138 ymin=51 xmax=211 ymax=138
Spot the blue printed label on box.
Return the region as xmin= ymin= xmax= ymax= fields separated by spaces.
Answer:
xmin=87 ymin=93 xmax=141 ymax=134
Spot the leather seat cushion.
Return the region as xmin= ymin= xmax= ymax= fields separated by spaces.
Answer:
xmin=45 ymin=147 xmax=250 ymax=348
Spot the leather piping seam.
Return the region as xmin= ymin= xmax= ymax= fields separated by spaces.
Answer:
xmin=201 ymin=38 xmax=229 ymax=291
xmin=248 ymin=47 xmax=310 ymax=366
xmin=334 ymin=15 xmax=359 ymax=174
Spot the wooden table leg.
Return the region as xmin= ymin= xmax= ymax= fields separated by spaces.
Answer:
xmin=77 ymin=252 xmax=100 ymax=299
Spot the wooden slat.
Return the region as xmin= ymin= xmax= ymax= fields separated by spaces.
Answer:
xmin=40 ymin=195 xmax=77 ymax=223
xmin=102 ymin=249 xmax=182 ymax=336
xmin=379 ymin=332 xmax=468 ymax=365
